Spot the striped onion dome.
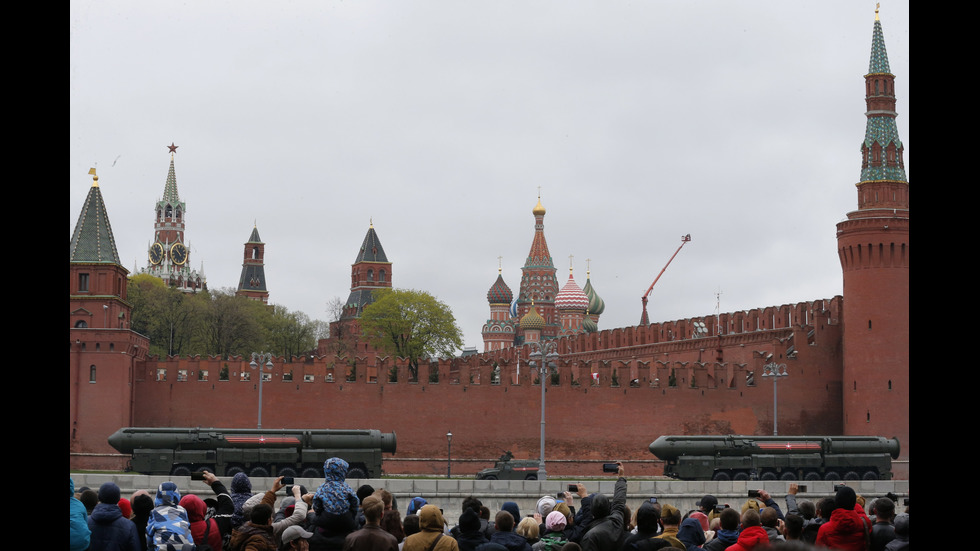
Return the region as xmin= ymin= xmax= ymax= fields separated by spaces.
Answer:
xmin=510 ymin=296 xmax=519 ymax=318
xmin=583 ymin=273 xmax=605 ymax=316
xmin=555 ymin=271 xmax=589 ymax=311
xmin=582 ymin=315 xmax=598 ymax=333
xmin=487 ymin=273 xmax=513 ymax=304
xmin=520 ymin=303 xmax=546 ymax=331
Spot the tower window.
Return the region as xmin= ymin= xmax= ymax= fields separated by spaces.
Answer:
xmin=89 ymin=365 xmax=96 ymax=383
xmin=252 ymin=246 xmax=259 ymax=259
xmin=379 ymin=269 xmax=386 ymax=282
xmin=75 ymin=320 xmax=88 ymax=328
xmin=78 ymin=273 xmax=90 ymax=293
xmin=868 ymin=320 xmax=872 ymax=330
xmin=888 ymin=379 xmax=892 ymax=390
xmin=367 ymin=269 xmax=374 ymax=282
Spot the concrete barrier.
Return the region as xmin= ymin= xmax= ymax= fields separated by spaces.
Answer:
xmin=71 ymin=474 xmax=910 ymax=523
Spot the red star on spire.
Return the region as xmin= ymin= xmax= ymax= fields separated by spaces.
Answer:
xmin=168 ymin=142 xmax=179 ymax=154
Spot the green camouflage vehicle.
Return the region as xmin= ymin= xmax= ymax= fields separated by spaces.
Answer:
xmin=475 ymin=451 xmax=541 ymax=480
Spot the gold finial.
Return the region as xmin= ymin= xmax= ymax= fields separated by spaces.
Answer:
xmin=88 ymin=167 xmax=99 ymax=187
xmin=369 ymin=218 xmax=374 ymax=229
xmin=586 ymin=258 xmax=592 ymax=277
xmin=569 ymin=254 xmax=574 ymax=275
xmin=875 ymin=2 xmax=879 ymax=20
xmin=498 ymin=256 xmax=503 ymax=274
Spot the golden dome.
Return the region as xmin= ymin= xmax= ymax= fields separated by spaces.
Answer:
xmin=532 ymin=197 xmax=546 ymax=216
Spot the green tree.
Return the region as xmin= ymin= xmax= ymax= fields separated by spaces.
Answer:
xmin=196 ymin=288 xmax=270 ymax=358
xmin=266 ymin=305 xmax=318 ymax=359
xmin=358 ymin=289 xmax=463 ymax=381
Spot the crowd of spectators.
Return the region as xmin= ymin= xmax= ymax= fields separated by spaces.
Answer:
xmin=71 ymin=461 xmax=908 ymax=551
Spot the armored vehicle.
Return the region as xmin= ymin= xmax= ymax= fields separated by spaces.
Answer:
xmin=474 ymin=451 xmax=541 ymax=480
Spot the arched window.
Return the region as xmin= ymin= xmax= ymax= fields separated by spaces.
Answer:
xmin=367 ymin=269 xmax=374 ymax=282
xmin=252 ymin=246 xmax=259 ymax=259
xmin=379 ymin=270 xmax=386 ymax=282
xmin=165 ymin=205 xmax=173 ymax=218
xmin=75 ymin=320 xmax=88 ymax=328
xmin=89 ymin=365 xmax=96 ymax=383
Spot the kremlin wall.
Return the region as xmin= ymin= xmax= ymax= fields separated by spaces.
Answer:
xmin=70 ymin=14 xmax=908 ymax=478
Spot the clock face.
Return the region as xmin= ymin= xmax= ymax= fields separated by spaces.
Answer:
xmin=171 ymin=242 xmax=188 ymax=265
xmin=149 ymin=242 xmax=165 ymax=265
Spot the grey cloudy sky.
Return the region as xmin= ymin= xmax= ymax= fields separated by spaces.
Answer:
xmin=70 ymin=1 xmax=909 ymax=350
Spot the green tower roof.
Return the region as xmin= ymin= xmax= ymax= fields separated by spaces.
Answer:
xmin=70 ymin=173 xmax=121 ymax=264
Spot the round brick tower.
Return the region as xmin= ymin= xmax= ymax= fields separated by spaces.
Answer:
xmin=837 ymin=9 xmax=909 ymax=466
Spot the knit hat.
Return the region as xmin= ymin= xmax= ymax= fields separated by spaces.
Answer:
xmin=553 ymin=502 xmax=572 ymax=521
xmin=545 ymin=510 xmax=567 ymax=531
xmin=118 ymin=497 xmax=133 ymax=518
xmin=536 ymin=495 xmax=557 ymax=516
xmin=98 ymin=482 xmax=121 ymax=505
xmin=459 ymin=508 xmax=481 ymax=532
xmin=740 ymin=499 xmax=761 ymax=514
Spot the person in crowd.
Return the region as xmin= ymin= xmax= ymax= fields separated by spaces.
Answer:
xmin=229 ymin=503 xmax=277 ymax=551
xmin=651 ymin=504 xmax=683 ymax=549
xmin=282 ymin=525 xmax=315 ymax=551
xmin=403 ymin=504 xmax=459 ymax=551
xmin=725 ymin=510 xmax=767 ymax=551
xmin=580 ymin=462 xmax=627 ymax=551
xmin=516 ymin=517 xmax=540 ymax=546
xmin=677 ymin=518 xmax=706 ymax=551
xmin=870 ymin=497 xmax=897 ymax=551
xmin=454 ymin=508 xmax=490 ymax=551
xmin=242 ymin=476 xmax=309 ymax=547
xmin=703 ymin=508 xmax=739 ymax=551
xmin=231 ymin=473 xmax=255 ymax=529
xmin=71 ymin=477 xmax=91 ymax=551
xmin=489 ymin=511 xmax=531 ymax=551
xmin=344 ymin=495 xmax=398 ymax=551
xmin=88 ymin=481 xmax=140 ymax=551
xmin=815 ymin=486 xmax=870 ymax=551
xmin=147 ymin=481 xmax=194 ymax=550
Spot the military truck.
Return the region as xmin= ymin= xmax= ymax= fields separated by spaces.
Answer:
xmin=474 ymin=451 xmax=541 ymax=480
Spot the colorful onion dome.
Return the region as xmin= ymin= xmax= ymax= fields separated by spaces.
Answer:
xmin=583 ymin=272 xmax=605 ymax=316
xmin=510 ymin=296 xmax=519 ymax=318
xmin=487 ymin=273 xmax=513 ymax=304
xmin=520 ymin=302 xmax=546 ymax=331
xmin=582 ymin=315 xmax=598 ymax=333
xmin=555 ymin=270 xmax=589 ymax=311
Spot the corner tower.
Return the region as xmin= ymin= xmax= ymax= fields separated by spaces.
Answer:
xmin=236 ymin=225 xmax=269 ymax=303
xmin=70 ymin=169 xmax=148 ymax=467
xmin=143 ymin=144 xmax=206 ymax=292
xmin=836 ymin=8 xmax=909 ymax=464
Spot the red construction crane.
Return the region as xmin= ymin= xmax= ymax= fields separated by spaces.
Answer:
xmin=640 ymin=234 xmax=692 ymax=325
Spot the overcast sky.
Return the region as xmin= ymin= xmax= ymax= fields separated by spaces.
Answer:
xmin=70 ymin=1 xmax=909 ymax=350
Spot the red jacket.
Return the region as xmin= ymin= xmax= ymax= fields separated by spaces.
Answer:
xmin=815 ymin=506 xmax=870 ymax=551
xmin=180 ymin=494 xmax=224 ymax=551
xmin=725 ymin=526 xmax=769 ymax=551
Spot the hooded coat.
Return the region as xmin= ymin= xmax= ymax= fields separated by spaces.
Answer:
xmin=313 ymin=458 xmax=359 ymax=516
xmin=403 ymin=505 xmax=459 ymax=551
xmin=180 ymin=494 xmax=223 ymax=550
xmin=88 ymin=502 xmax=140 ymax=551
xmin=815 ymin=507 xmax=870 ymax=551
xmin=724 ymin=526 xmax=768 ymax=551
xmin=677 ymin=518 xmax=707 ymax=551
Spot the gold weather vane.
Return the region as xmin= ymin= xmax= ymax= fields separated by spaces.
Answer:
xmin=875 ymin=2 xmax=880 ymax=20
xmin=569 ymin=254 xmax=574 ymax=274
xmin=586 ymin=258 xmax=592 ymax=276
xmin=498 ymin=256 xmax=503 ymax=274
xmin=370 ymin=218 xmax=374 ymax=229
xmin=89 ymin=167 xmax=99 ymax=187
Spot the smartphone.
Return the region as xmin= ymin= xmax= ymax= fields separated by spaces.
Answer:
xmin=282 ymin=476 xmax=295 ymax=486
xmin=748 ymin=490 xmax=761 ymax=498
xmin=797 ymin=485 xmax=807 ymax=493
xmin=568 ymin=484 xmax=578 ymax=492
xmin=191 ymin=471 xmax=205 ymax=481
xmin=602 ymin=463 xmax=619 ymax=473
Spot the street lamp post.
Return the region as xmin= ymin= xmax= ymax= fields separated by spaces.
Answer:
xmin=446 ymin=431 xmax=453 ymax=479
xmin=762 ymin=362 xmax=788 ymax=435
xmin=528 ymin=343 xmax=557 ymax=481
xmin=250 ymin=352 xmax=274 ymax=429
